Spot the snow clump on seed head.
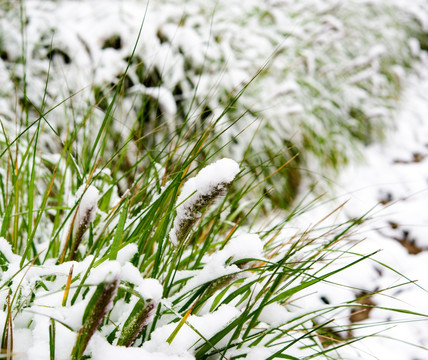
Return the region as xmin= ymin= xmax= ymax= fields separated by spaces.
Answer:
xmin=169 ymin=158 xmax=240 ymax=245
xmin=75 ymin=185 xmax=99 ymax=227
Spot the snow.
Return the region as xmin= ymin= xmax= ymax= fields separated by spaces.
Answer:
xmin=88 ymin=334 xmax=194 ymax=360
xmin=176 ymin=159 xmax=240 ymax=208
xmin=24 ymin=313 xmax=76 ymax=360
xmin=137 ymin=279 xmax=163 ymax=302
xmin=28 ymin=316 xmax=51 ymax=360
xmin=259 ymin=302 xmax=292 ymax=328
xmin=143 ymin=304 xmax=240 ymax=355
xmin=174 ymin=233 xmax=263 ymax=298
xmin=87 ymin=260 xmax=121 ymax=285
xmin=116 ymin=243 xmax=138 ymax=265
xmin=0 ymin=237 xmax=21 ymax=263
xmin=119 ymin=262 xmax=144 ymax=286
xmin=283 ymin=53 xmax=428 ymax=359
xmin=130 ymin=85 xmax=177 ymax=116
xmin=75 ymin=185 xmax=99 ymax=227
xmin=221 ymin=233 xmax=264 ymax=262
xmin=245 ymin=348 xmax=275 ymax=360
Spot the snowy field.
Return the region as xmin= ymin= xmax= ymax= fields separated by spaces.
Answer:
xmin=290 ymin=54 xmax=428 ymax=359
xmin=1 ymin=0 xmax=428 ymax=359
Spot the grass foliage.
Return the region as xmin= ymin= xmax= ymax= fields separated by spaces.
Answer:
xmin=0 ymin=0 xmax=425 ymax=207
xmin=0 ymin=0 xmax=427 ymax=359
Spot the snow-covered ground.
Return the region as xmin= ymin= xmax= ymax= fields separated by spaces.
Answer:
xmin=345 ymin=56 xmax=428 ymax=358
xmin=293 ymin=52 xmax=428 ymax=359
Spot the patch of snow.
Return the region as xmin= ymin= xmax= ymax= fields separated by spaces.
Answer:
xmin=259 ymin=302 xmax=291 ymax=328
xmin=116 ymin=243 xmax=138 ymax=265
xmin=144 ymin=304 xmax=240 ymax=355
xmin=89 ymin=333 xmax=194 ymax=360
xmin=221 ymin=233 xmax=264 ymax=262
xmin=120 ymin=262 xmax=143 ymax=285
xmin=137 ymin=278 xmax=163 ymax=302
xmin=87 ymin=260 xmax=121 ymax=285
xmin=0 ymin=237 xmax=21 ymax=263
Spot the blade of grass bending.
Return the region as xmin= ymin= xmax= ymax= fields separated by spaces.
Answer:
xmin=196 ymin=252 xmax=377 ymax=357
xmin=363 ymin=254 xmax=428 ymax=293
xmin=166 ymin=300 xmax=197 ymax=344
xmin=303 ymin=328 xmax=389 ymax=360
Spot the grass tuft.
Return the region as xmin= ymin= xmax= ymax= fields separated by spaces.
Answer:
xmin=0 ymin=1 xmax=426 ymax=359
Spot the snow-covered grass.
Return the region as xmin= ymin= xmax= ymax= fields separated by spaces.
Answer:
xmin=0 ymin=104 xmax=378 ymax=359
xmin=1 ymin=0 xmax=428 ymax=359
xmin=1 ymin=0 xmax=426 ymax=207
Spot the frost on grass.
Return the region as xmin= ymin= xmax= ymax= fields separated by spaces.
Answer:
xmin=169 ymin=158 xmax=240 ymax=245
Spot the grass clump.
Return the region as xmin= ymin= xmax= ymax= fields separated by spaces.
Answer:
xmin=0 ymin=0 xmax=425 ymax=208
xmin=0 ymin=1 xmax=427 ymax=359
xmin=0 ymin=61 xmax=424 ymax=360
